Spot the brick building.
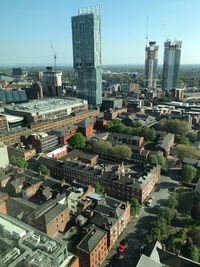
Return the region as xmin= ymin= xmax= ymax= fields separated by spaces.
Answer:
xmin=50 ymin=125 xmax=78 ymax=145
xmin=21 ymin=132 xmax=58 ymax=153
xmin=7 ymin=144 xmax=36 ymax=161
xmin=87 ymin=195 xmax=131 ymax=249
xmin=78 ymin=118 xmax=96 ymax=137
xmin=155 ymin=133 xmax=174 ymax=157
xmin=76 ymin=225 xmax=108 ymax=267
xmin=26 ymin=194 xmax=70 ymax=237
xmin=65 ymin=149 xmax=99 ymax=166
xmin=110 ymin=132 xmax=144 ymax=147
xmin=103 ymin=108 xmax=127 ymax=120
xmin=30 ymin=157 xmax=161 ymax=203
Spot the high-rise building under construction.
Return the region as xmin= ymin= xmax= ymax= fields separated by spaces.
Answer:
xmin=144 ymin=41 xmax=159 ymax=89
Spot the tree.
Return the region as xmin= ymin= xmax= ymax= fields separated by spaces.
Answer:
xmin=112 ymin=144 xmax=132 ymax=159
xmin=10 ymin=155 xmax=27 ymax=169
xmin=68 ymin=133 xmax=86 ymax=148
xmin=167 ymin=193 xmax=179 ymax=209
xmin=159 ymin=119 xmax=189 ymax=135
xmin=93 ymin=140 xmax=113 ymax=155
xmin=158 ymin=207 xmax=175 ymax=223
xmin=186 ymin=132 xmax=198 ymax=143
xmin=172 ymin=144 xmax=200 ymax=159
xmin=189 ymin=246 xmax=199 ymax=262
xmin=141 ymin=127 xmax=156 ymax=141
xmin=130 ymin=197 xmax=141 ymax=216
xmin=188 ymin=230 xmax=200 ymax=247
xmin=148 ymin=154 xmax=168 ymax=172
xmin=182 ymin=164 xmax=197 ymax=183
xmin=39 ymin=165 xmax=50 ymax=176
xmin=93 ymin=181 xmax=105 ymax=194
xmin=152 ymin=218 xmax=167 ymax=238
xmin=191 ymin=202 xmax=200 ymax=221
xmin=93 ymin=141 xmax=132 ymax=159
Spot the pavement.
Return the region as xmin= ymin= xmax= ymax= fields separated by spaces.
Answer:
xmin=102 ymin=173 xmax=180 ymax=267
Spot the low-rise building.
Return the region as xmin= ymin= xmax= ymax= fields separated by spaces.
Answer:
xmin=30 ymin=157 xmax=161 ymax=203
xmin=76 ymin=225 xmax=108 ymax=267
xmin=7 ymin=143 xmax=36 ymax=161
xmin=110 ymin=132 xmax=144 ymax=147
xmin=78 ymin=118 xmax=96 ymax=137
xmin=0 ymin=143 xmax=9 ymax=168
xmin=65 ymin=149 xmax=98 ymax=166
xmin=0 ymin=213 xmax=79 ymax=267
xmin=103 ymin=108 xmax=127 ymax=120
xmin=21 ymin=132 xmax=58 ymax=153
xmin=50 ymin=125 xmax=78 ymax=145
xmin=101 ymin=98 xmax=122 ymax=111
xmin=26 ymin=194 xmax=70 ymax=237
xmin=87 ymin=195 xmax=131 ymax=249
xmin=155 ymin=133 xmax=175 ymax=157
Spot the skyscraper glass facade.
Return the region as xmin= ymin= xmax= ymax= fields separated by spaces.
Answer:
xmin=71 ymin=6 xmax=102 ymax=106
xmin=162 ymin=39 xmax=182 ymax=90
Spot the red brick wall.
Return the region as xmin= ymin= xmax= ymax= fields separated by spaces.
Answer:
xmin=0 ymin=201 xmax=7 ymax=214
xmin=69 ymin=256 xmax=80 ymax=267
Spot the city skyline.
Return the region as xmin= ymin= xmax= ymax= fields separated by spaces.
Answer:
xmin=1 ymin=0 xmax=200 ymax=66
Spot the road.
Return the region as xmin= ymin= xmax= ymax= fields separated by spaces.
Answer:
xmin=102 ymin=174 xmax=179 ymax=267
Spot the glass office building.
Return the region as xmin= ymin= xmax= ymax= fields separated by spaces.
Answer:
xmin=144 ymin=41 xmax=159 ymax=89
xmin=162 ymin=39 xmax=182 ymax=90
xmin=71 ymin=6 xmax=102 ymax=106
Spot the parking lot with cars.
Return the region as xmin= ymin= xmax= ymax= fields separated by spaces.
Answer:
xmin=102 ymin=173 xmax=180 ymax=267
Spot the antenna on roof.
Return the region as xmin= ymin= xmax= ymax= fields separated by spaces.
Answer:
xmin=146 ymin=16 xmax=148 ymax=47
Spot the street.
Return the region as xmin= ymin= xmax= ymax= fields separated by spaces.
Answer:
xmin=102 ymin=173 xmax=179 ymax=267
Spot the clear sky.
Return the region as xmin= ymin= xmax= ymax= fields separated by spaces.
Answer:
xmin=1 ymin=0 xmax=200 ymax=66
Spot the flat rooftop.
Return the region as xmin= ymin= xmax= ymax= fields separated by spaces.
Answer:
xmin=0 ymin=213 xmax=76 ymax=267
xmin=4 ymin=97 xmax=87 ymax=115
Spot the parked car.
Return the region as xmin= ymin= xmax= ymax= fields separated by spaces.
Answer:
xmin=146 ymin=198 xmax=153 ymax=207
xmin=117 ymin=243 xmax=127 ymax=253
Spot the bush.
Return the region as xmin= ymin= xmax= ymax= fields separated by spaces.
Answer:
xmin=182 ymin=164 xmax=197 ymax=184
xmin=38 ymin=165 xmax=50 ymax=176
xmin=10 ymin=156 xmax=27 ymax=169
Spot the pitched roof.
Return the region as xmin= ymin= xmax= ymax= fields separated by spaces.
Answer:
xmin=77 ymin=226 xmax=106 ymax=253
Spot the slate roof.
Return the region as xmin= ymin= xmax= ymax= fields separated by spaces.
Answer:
xmin=77 ymin=226 xmax=106 ymax=253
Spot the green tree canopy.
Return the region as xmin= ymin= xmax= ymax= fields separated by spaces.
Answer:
xmin=93 ymin=181 xmax=105 ymax=194
xmin=191 ymin=202 xmax=200 ymax=221
xmin=93 ymin=140 xmax=132 ymax=159
xmin=68 ymin=132 xmax=86 ymax=148
xmin=167 ymin=193 xmax=179 ymax=209
xmin=158 ymin=207 xmax=175 ymax=224
xmin=130 ymin=197 xmax=141 ymax=216
xmin=38 ymin=165 xmax=50 ymax=176
xmin=10 ymin=155 xmax=27 ymax=169
xmin=159 ymin=119 xmax=189 ymax=135
xmin=148 ymin=154 xmax=168 ymax=172
xmin=182 ymin=164 xmax=197 ymax=183
xmin=186 ymin=132 xmax=198 ymax=143
xmin=172 ymin=144 xmax=200 ymax=159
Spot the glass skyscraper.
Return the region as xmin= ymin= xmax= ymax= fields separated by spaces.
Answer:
xmin=71 ymin=6 xmax=102 ymax=106
xmin=162 ymin=39 xmax=182 ymax=90
xmin=144 ymin=41 xmax=159 ymax=89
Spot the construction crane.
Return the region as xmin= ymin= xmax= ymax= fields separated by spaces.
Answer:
xmin=146 ymin=16 xmax=148 ymax=47
xmin=50 ymin=40 xmax=57 ymax=71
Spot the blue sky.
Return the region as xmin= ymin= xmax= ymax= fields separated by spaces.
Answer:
xmin=0 ymin=0 xmax=200 ymax=66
